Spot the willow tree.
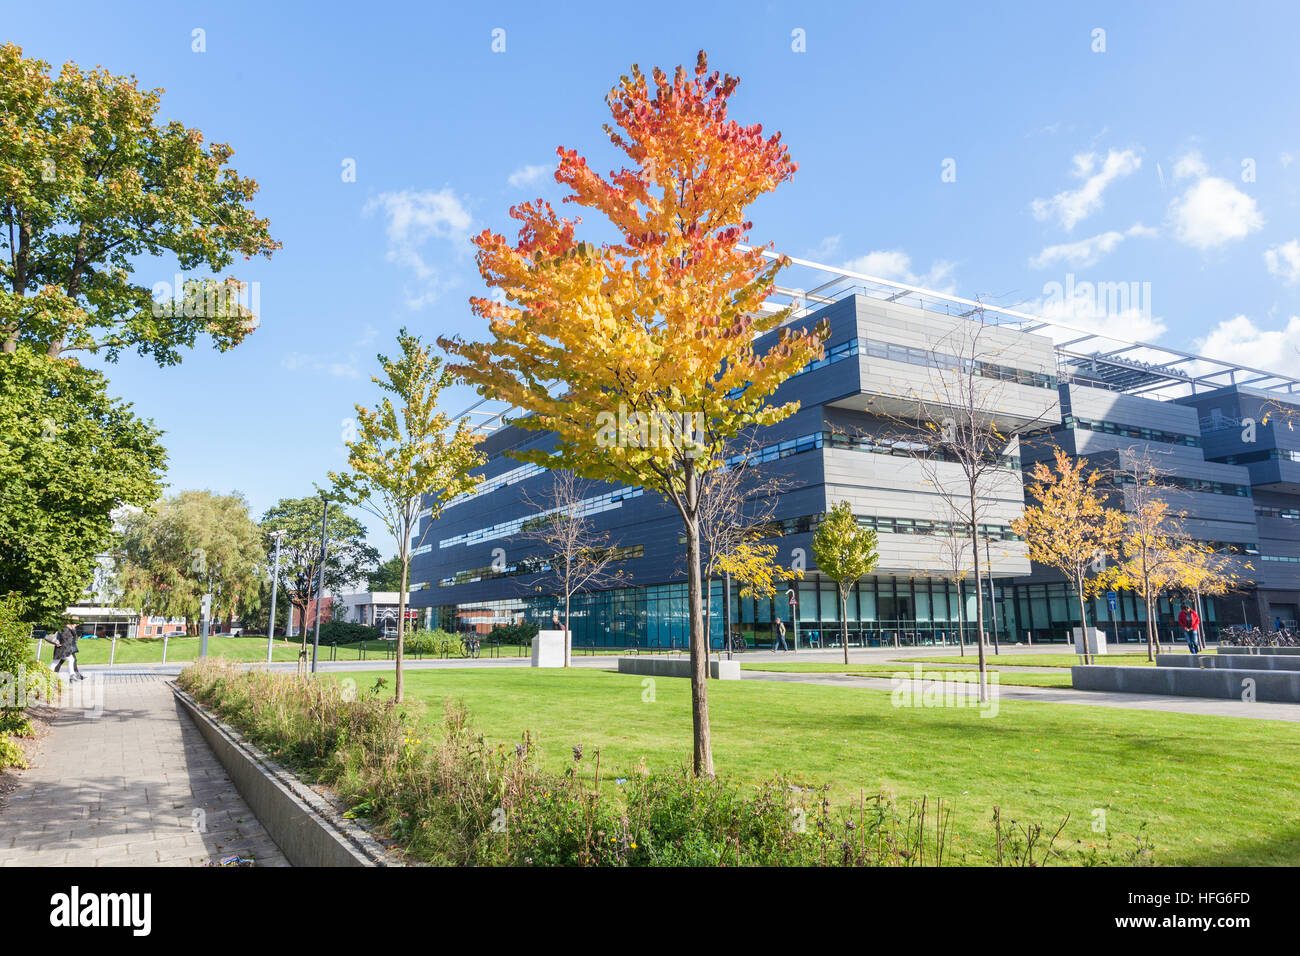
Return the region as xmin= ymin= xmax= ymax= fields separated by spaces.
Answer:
xmin=440 ymin=53 xmax=825 ymax=776
xmin=1013 ymin=448 xmax=1124 ymax=663
xmin=330 ymin=330 xmax=483 ymax=703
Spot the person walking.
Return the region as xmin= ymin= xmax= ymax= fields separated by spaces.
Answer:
xmin=51 ymin=624 xmax=86 ymax=681
xmin=1177 ymin=604 xmax=1201 ymax=655
xmin=773 ymin=618 xmax=789 ymax=652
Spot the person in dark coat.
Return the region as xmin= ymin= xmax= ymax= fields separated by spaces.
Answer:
xmin=51 ymin=625 xmax=86 ymax=681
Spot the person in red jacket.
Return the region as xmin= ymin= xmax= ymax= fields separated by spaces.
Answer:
xmin=1177 ymin=604 xmax=1201 ymax=654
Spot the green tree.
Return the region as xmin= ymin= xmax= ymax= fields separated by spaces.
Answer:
xmin=114 ymin=490 xmax=264 ymax=633
xmin=0 ymin=350 xmax=166 ymax=621
xmin=367 ymin=555 xmax=404 ymax=592
xmin=260 ymin=497 xmax=379 ymax=662
xmin=811 ymin=501 xmax=880 ymax=665
xmin=0 ymin=43 xmax=278 ymax=362
xmin=329 ymin=331 xmax=483 ymax=703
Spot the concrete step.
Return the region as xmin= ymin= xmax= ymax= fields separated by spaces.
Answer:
xmin=1072 ymin=664 xmax=1300 ymax=703
xmin=1157 ymin=653 xmax=1300 ymax=671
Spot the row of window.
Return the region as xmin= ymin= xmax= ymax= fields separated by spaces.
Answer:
xmin=1212 ymin=448 xmax=1300 ymax=466
xmin=1111 ymin=471 xmax=1250 ymax=498
xmin=437 ymin=486 xmax=645 ymax=549
xmin=786 ymin=336 xmax=1058 ymax=390
xmin=731 ymin=430 xmax=1021 ymax=471
xmin=438 ymin=545 xmax=644 ymax=587
xmin=1058 ymin=415 xmax=1201 ymax=447
xmin=1256 ymin=506 xmax=1300 ymax=520
xmin=760 ymin=512 xmax=1024 ymax=542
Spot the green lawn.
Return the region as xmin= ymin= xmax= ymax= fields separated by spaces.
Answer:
xmin=337 ymin=666 xmax=1300 ymax=865
xmin=740 ymin=661 xmax=1072 ymax=688
xmin=896 ymin=650 xmax=1212 ymax=669
xmin=48 ymin=635 xmax=530 ymax=665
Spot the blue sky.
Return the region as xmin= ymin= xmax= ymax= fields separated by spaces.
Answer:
xmin=9 ymin=1 xmax=1300 ymax=556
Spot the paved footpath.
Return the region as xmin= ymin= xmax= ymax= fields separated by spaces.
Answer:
xmin=0 ymin=675 xmax=288 ymax=867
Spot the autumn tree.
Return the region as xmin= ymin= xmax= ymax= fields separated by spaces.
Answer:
xmin=0 ymin=43 xmax=277 ymax=361
xmin=1171 ymin=537 xmax=1243 ymax=646
xmin=114 ymin=491 xmax=263 ymax=633
xmin=811 ymin=501 xmax=880 ymax=664
xmin=440 ymin=53 xmax=825 ymax=776
xmin=1103 ymin=454 xmax=1188 ymax=662
xmin=522 ymin=469 xmax=625 ymax=666
xmin=329 ymin=331 xmax=482 ymax=703
xmin=1013 ymin=448 xmax=1125 ymax=662
xmin=259 ymin=496 xmax=378 ymax=657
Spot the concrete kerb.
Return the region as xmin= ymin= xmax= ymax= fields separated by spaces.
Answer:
xmin=170 ymin=682 xmax=403 ymax=867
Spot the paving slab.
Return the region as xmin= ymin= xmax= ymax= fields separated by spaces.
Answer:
xmin=0 ymin=675 xmax=289 ymax=867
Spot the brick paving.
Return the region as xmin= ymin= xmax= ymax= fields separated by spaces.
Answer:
xmin=0 ymin=675 xmax=289 ymax=867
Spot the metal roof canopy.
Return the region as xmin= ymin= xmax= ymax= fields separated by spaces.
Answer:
xmin=452 ymin=249 xmax=1300 ymax=433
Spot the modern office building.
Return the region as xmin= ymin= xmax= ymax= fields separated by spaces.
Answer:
xmin=410 ymin=256 xmax=1300 ymax=647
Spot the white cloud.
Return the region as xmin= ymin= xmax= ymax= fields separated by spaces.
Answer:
xmin=1029 ymin=222 xmax=1157 ymax=269
xmin=1035 ymin=294 xmax=1167 ymax=345
xmin=840 ymin=250 xmax=957 ymax=292
xmin=1031 ymin=148 xmax=1142 ymax=231
xmin=1281 ymin=152 xmax=1294 ymax=169
xmin=281 ymin=324 xmax=379 ymax=379
xmin=1264 ymin=240 xmax=1300 ymax=285
xmin=1172 ymin=150 xmax=1208 ymax=180
xmin=364 ymin=188 xmax=473 ymax=308
xmin=507 ymin=164 xmax=550 ymax=188
xmin=806 ymin=234 xmax=842 ymax=260
xmin=1195 ymin=314 xmax=1300 ymax=376
xmin=1168 ymin=176 xmax=1263 ymax=250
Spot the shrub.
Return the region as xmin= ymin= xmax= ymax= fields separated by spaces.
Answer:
xmin=403 ymin=629 xmax=464 ymax=657
xmin=175 ymin=660 xmax=1111 ymax=867
xmin=318 ymin=621 xmax=381 ymax=645
xmin=0 ymin=593 xmax=55 ymax=768
xmin=487 ymin=622 xmax=539 ymax=647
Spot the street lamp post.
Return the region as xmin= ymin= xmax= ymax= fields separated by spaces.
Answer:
xmin=786 ymin=586 xmax=799 ymax=652
xmin=265 ymin=529 xmax=286 ymax=665
xmin=311 ymin=494 xmax=329 ymax=674
xmin=723 ymin=571 xmax=733 ymax=661
xmin=985 ymin=537 xmax=1000 ymax=655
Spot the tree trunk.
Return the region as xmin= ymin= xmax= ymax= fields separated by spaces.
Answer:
xmin=956 ymin=579 xmax=966 ymax=657
xmin=684 ymin=512 xmax=714 ymax=777
xmin=969 ymin=488 xmax=988 ymax=702
xmin=564 ymin=588 xmax=571 ymax=668
xmin=396 ymin=548 xmax=408 ymax=703
xmin=841 ymin=589 xmax=850 ymax=665
xmin=1076 ymin=582 xmax=1091 ymax=665
xmin=1145 ymin=594 xmax=1156 ymax=663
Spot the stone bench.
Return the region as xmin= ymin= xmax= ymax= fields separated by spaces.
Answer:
xmin=1072 ymin=664 xmax=1300 ymax=703
xmin=617 ymin=657 xmax=740 ymax=680
xmin=1156 ymin=653 xmax=1300 ymax=671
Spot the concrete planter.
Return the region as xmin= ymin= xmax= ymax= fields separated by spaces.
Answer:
xmin=617 ymin=657 xmax=740 ymax=680
xmin=171 ymin=683 xmax=403 ymax=867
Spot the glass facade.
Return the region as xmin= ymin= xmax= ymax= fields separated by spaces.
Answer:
xmin=431 ymin=576 xmax=1225 ymax=650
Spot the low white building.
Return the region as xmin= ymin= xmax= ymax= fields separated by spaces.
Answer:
xmin=333 ymin=592 xmax=421 ymax=632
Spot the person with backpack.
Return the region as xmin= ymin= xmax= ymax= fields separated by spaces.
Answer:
xmin=1176 ymin=604 xmax=1201 ymax=655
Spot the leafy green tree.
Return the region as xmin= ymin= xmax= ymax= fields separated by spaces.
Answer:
xmin=811 ymin=501 xmax=880 ymax=664
xmin=259 ymin=496 xmax=378 ymax=659
xmin=114 ymin=490 xmax=263 ymax=633
xmin=330 ymin=330 xmax=482 ymax=703
xmin=0 ymin=42 xmax=278 ymax=362
xmin=0 ymin=350 xmax=166 ymax=621
xmin=368 ymin=555 xmax=404 ymax=592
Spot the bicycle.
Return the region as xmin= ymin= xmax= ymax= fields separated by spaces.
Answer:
xmin=462 ymin=635 xmax=480 ymax=659
xmin=725 ymin=632 xmax=747 ymax=654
